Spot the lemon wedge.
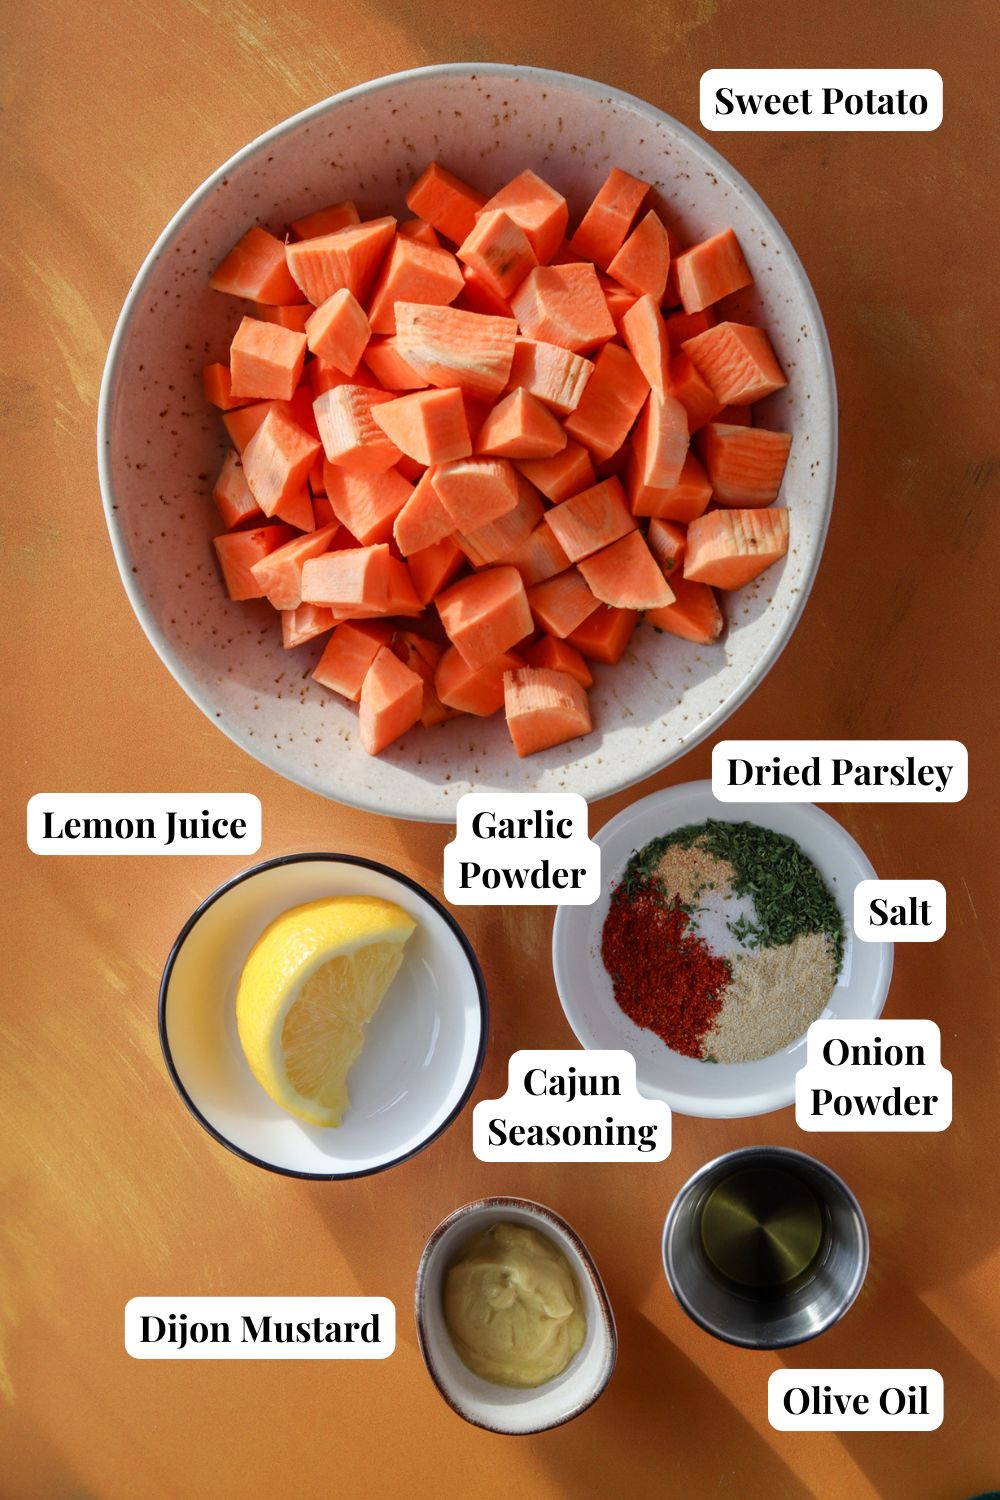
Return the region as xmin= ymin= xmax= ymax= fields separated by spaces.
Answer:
xmin=235 ymin=896 xmax=417 ymax=1127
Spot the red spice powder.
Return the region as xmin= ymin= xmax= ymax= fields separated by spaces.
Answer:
xmin=601 ymin=878 xmax=731 ymax=1058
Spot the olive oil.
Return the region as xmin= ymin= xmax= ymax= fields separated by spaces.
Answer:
xmin=699 ymin=1166 xmax=826 ymax=1295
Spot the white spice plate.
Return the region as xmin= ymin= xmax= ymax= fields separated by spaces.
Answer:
xmin=551 ymin=781 xmax=892 ymax=1118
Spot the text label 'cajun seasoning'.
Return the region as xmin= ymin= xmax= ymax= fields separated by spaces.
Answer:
xmin=473 ymin=1051 xmax=671 ymax=1162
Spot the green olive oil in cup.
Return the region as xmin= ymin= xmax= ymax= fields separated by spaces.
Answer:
xmin=699 ymin=1165 xmax=827 ymax=1296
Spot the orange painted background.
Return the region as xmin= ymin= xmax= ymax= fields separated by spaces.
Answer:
xmin=3 ymin=2 xmax=998 ymax=1496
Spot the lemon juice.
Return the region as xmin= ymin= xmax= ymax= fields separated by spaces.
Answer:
xmin=235 ymin=896 xmax=416 ymax=1126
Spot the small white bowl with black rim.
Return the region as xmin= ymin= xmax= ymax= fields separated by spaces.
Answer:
xmin=159 ymin=853 xmax=488 ymax=1178
xmin=415 ymin=1196 xmax=617 ymax=1434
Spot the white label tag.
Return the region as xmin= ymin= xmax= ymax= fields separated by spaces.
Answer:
xmin=769 ymin=1369 xmax=943 ymax=1430
xmin=124 ymin=1297 xmax=395 ymax=1359
xmin=27 ymin=794 xmax=262 ymax=855
xmin=472 ymin=1049 xmax=671 ymax=1161
xmin=711 ymin=740 xmax=967 ymax=803
xmin=701 ymin=70 xmax=942 ymax=132
xmin=853 ymin=880 xmax=946 ymax=942
xmin=795 ymin=1020 xmax=951 ymax=1132
xmin=443 ymin=793 xmax=599 ymax=905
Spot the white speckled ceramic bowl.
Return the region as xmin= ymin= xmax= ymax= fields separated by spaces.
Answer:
xmin=415 ymin=1196 xmax=616 ymax=1433
xmin=99 ymin=63 xmax=836 ymax=823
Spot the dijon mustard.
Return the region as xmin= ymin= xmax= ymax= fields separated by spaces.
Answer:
xmin=443 ymin=1222 xmax=586 ymax=1388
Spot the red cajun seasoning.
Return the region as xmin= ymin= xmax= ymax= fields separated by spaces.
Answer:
xmin=601 ymin=877 xmax=731 ymax=1058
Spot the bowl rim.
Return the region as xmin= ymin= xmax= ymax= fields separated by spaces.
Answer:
xmin=97 ymin=62 xmax=838 ymax=824
xmin=158 ymin=850 xmax=489 ymax=1179
xmin=551 ymin=778 xmax=894 ymax=1117
xmin=660 ymin=1144 xmax=870 ymax=1348
xmin=414 ymin=1194 xmax=618 ymax=1434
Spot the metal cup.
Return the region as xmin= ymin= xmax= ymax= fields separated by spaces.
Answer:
xmin=662 ymin=1145 xmax=869 ymax=1349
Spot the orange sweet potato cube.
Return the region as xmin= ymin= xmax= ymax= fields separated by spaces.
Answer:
xmin=435 ymin=646 xmax=525 ymax=716
xmin=475 ymin=389 xmax=567 ymax=460
xmin=432 ymin=456 xmax=520 ymax=528
xmin=681 ymin=322 xmax=787 ymax=406
xmin=515 ymin=441 xmax=595 ymax=504
xmin=394 ymin=302 xmax=518 ymax=401
xmin=568 ymin=168 xmax=649 ymax=269
xmin=241 ymin=404 xmax=322 ymax=516
xmin=398 ymin=217 xmax=441 ymax=247
xmin=405 ymin=162 xmax=487 ymax=245
xmin=477 ymin=170 xmax=568 ymax=265
xmin=229 ymin=316 xmax=307 ymax=401
xmin=393 ymin=469 xmax=455 ymax=556
xmin=370 ymin=388 xmax=471 ymax=466
xmin=281 ymin=602 xmax=336 ymax=648
xmin=305 ymin=288 xmax=371 ymax=375
xmin=607 ymin=210 xmax=671 ymax=302
xmin=202 ymin=363 xmax=255 ymax=411
xmin=313 ymin=385 xmax=402 ymax=472
xmin=367 ymin=236 xmax=464 ymax=335
xmin=313 ymin=621 xmax=394 ymax=700
xmin=504 ymin=337 xmax=594 ymax=415
xmin=673 ymin=228 xmax=753 ymax=314
xmin=436 ymin=565 xmax=533 ymax=670
xmin=286 ymin=217 xmax=396 ymax=306
xmin=620 ymin=295 xmax=670 ymax=400
xmin=526 ymin=569 xmax=601 ymax=638
xmin=249 ymin=523 xmax=340 ymax=610
xmin=301 ymin=543 xmax=391 ymax=610
xmin=212 ymin=449 xmax=262 ymax=529
xmin=209 ymin=226 xmax=301 ymax=304
xmin=510 ymin=263 xmax=615 ymax=353
xmin=291 ymin=201 xmax=360 ymax=240
xmin=503 ymin=667 xmax=592 ymax=757
xmin=359 ymin=646 xmax=424 ymax=753
xmin=543 ymin=476 xmax=636 ymax=563
xmin=458 ymin=209 xmax=538 ymax=300
xmin=563 ymin=343 xmax=649 ymax=461
xmin=323 ymin=465 xmax=413 ymax=545
xmin=212 ymin=524 xmax=296 ymax=600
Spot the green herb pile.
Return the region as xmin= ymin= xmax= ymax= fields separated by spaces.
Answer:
xmin=621 ymin=819 xmax=845 ymax=972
